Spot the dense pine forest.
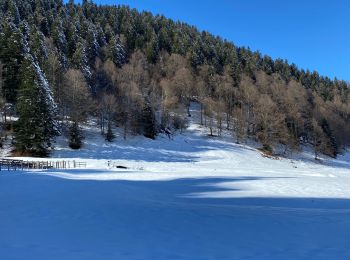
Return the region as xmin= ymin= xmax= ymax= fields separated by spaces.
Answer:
xmin=0 ymin=0 xmax=349 ymax=157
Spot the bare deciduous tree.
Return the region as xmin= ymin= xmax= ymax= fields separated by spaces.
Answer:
xmin=98 ymin=92 xmax=118 ymax=134
xmin=254 ymin=94 xmax=289 ymax=153
xmin=232 ymin=106 xmax=248 ymax=144
xmin=63 ymin=69 xmax=92 ymax=123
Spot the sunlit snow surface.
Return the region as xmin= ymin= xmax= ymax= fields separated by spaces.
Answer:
xmin=1 ymin=110 xmax=350 ymax=259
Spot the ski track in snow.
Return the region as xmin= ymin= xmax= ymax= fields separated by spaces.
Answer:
xmin=1 ymin=105 xmax=350 ymax=259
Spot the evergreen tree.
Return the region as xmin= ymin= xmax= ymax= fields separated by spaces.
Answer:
xmin=71 ymin=40 xmax=91 ymax=79
xmin=105 ymin=122 xmax=115 ymax=142
xmin=321 ymin=118 xmax=338 ymax=157
xmin=5 ymin=0 xmax=20 ymax=25
xmin=106 ymin=36 xmax=126 ymax=67
xmin=29 ymin=26 xmax=47 ymax=64
xmin=83 ymin=21 xmax=100 ymax=66
xmin=14 ymin=56 xmax=58 ymax=156
xmin=142 ymin=102 xmax=157 ymax=139
xmin=51 ymin=18 xmax=67 ymax=55
xmin=145 ymin=33 xmax=159 ymax=63
xmin=0 ymin=21 xmax=24 ymax=102
xmin=68 ymin=121 xmax=84 ymax=149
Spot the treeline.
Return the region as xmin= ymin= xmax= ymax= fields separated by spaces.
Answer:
xmin=0 ymin=0 xmax=349 ymax=157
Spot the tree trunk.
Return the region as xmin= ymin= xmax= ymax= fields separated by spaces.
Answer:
xmin=123 ymin=121 xmax=127 ymax=140
xmin=200 ymin=103 xmax=203 ymax=125
xmin=226 ymin=112 xmax=230 ymax=130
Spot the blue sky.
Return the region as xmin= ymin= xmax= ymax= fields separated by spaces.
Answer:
xmin=74 ymin=0 xmax=350 ymax=81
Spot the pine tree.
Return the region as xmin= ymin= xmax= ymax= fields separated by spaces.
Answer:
xmin=321 ymin=118 xmax=338 ymax=158
xmin=6 ymin=0 xmax=20 ymax=25
xmin=145 ymin=33 xmax=159 ymax=63
xmin=311 ymin=119 xmax=328 ymax=160
xmin=14 ymin=56 xmax=58 ymax=156
xmin=105 ymin=122 xmax=115 ymax=142
xmin=68 ymin=121 xmax=84 ymax=149
xmin=72 ymin=40 xmax=91 ymax=79
xmin=29 ymin=26 xmax=47 ymax=64
xmin=106 ymin=36 xmax=126 ymax=67
xmin=0 ymin=21 xmax=24 ymax=102
xmin=142 ymin=102 xmax=157 ymax=139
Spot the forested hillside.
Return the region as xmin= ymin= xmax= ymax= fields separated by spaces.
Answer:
xmin=0 ymin=0 xmax=349 ymax=157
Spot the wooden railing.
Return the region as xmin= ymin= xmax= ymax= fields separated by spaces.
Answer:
xmin=0 ymin=158 xmax=87 ymax=171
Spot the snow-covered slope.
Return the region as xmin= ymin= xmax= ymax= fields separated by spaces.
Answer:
xmin=39 ymin=118 xmax=350 ymax=199
xmin=1 ymin=107 xmax=350 ymax=259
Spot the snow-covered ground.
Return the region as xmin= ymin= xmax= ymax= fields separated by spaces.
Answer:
xmin=1 ymin=106 xmax=350 ymax=259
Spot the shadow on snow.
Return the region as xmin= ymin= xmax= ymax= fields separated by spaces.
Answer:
xmin=1 ymin=174 xmax=350 ymax=259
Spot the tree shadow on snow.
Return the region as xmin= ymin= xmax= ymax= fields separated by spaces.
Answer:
xmin=2 ymin=174 xmax=350 ymax=259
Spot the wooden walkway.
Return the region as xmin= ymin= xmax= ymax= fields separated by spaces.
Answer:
xmin=0 ymin=158 xmax=87 ymax=171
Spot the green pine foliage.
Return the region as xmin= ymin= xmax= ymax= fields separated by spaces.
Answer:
xmin=0 ymin=20 xmax=24 ymax=102
xmin=321 ymin=118 xmax=338 ymax=158
xmin=68 ymin=121 xmax=84 ymax=149
xmin=105 ymin=122 xmax=115 ymax=142
xmin=13 ymin=56 xmax=58 ymax=156
xmin=142 ymin=103 xmax=157 ymax=139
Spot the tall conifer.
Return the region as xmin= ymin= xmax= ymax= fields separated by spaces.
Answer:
xmin=14 ymin=56 xmax=58 ymax=156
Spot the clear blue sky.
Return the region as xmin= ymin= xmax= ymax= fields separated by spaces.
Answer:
xmin=73 ymin=0 xmax=350 ymax=81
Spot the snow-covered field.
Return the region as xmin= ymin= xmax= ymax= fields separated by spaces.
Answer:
xmin=1 ymin=108 xmax=350 ymax=259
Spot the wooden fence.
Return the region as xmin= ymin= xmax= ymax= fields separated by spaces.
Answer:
xmin=0 ymin=158 xmax=87 ymax=171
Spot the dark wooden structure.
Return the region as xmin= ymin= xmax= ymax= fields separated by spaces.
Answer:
xmin=0 ymin=158 xmax=87 ymax=171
